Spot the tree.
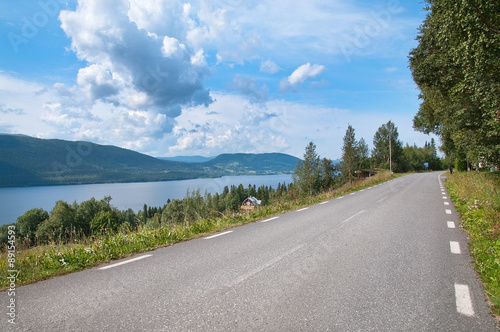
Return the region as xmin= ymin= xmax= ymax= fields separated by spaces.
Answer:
xmin=35 ymin=200 xmax=77 ymax=243
xmin=74 ymin=198 xmax=106 ymax=237
xmin=320 ymin=158 xmax=338 ymax=191
xmin=357 ymin=138 xmax=370 ymax=169
xmin=372 ymin=121 xmax=403 ymax=171
xmin=16 ymin=208 xmax=49 ymax=245
xmin=293 ymin=142 xmax=321 ymax=195
xmin=409 ymin=0 xmax=500 ymax=167
xmin=340 ymin=125 xmax=359 ymax=184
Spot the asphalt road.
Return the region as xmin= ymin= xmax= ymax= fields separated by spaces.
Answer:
xmin=2 ymin=172 xmax=498 ymax=331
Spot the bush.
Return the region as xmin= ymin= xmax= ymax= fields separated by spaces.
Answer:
xmin=16 ymin=208 xmax=49 ymax=245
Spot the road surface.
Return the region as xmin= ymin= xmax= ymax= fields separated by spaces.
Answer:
xmin=1 ymin=172 xmax=498 ymax=331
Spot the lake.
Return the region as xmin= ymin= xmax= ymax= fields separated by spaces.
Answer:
xmin=0 ymin=174 xmax=293 ymax=226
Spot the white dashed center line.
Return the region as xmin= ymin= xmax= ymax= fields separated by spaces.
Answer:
xmin=342 ymin=210 xmax=366 ymax=223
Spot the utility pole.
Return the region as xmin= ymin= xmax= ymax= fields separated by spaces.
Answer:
xmin=389 ymin=123 xmax=392 ymax=174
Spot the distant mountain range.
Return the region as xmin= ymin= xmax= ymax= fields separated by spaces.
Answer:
xmin=159 ymin=156 xmax=215 ymax=163
xmin=0 ymin=134 xmax=300 ymax=187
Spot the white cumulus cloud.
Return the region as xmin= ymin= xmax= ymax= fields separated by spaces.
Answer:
xmin=279 ymin=63 xmax=326 ymax=92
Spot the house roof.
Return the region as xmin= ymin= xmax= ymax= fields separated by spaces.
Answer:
xmin=243 ymin=196 xmax=262 ymax=206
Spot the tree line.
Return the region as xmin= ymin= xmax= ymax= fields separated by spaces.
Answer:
xmin=409 ymin=0 xmax=500 ymax=170
xmin=293 ymin=120 xmax=444 ymax=196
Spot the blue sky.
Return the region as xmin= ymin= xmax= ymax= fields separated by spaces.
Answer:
xmin=0 ymin=0 xmax=434 ymax=159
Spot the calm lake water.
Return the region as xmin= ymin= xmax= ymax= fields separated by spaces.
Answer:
xmin=0 ymin=174 xmax=292 ymax=226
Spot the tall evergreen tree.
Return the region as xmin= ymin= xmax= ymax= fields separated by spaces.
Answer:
xmin=357 ymin=138 xmax=370 ymax=169
xmin=340 ymin=125 xmax=359 ymax=184
xmin=293 ymin=142 xmax=321 ymax=195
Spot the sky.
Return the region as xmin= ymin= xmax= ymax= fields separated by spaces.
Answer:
xmin=0 ymin=0 xmax=435 ymax=160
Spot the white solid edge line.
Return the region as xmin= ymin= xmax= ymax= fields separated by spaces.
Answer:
xmin=450 ymin=241 xmax=461 ymax=254
xmin=99 ymin=254 xmax=153 ymax=270
xmin=447 ymin=221 xmax=456 ymax=229
xmin=455 ymin=284 xmax=475 ymax=317
xmin=204 ymin=230 xmax=233 ymax=239
xmin=261 ymin=216 xmax=279 ymax=223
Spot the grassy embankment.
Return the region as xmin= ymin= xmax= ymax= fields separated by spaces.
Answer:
xmin=445 ymin=171 xmax=500 ymax=319
xmin=0 ymin=171 xmax=395 ymax=290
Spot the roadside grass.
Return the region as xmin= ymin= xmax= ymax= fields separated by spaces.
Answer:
xmin=0 ymin=171 xmax=396 ymax=289
xmin=445 ymin=171 xmax=500 ymax=319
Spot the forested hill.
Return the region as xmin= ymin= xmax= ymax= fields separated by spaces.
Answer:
xmin=205 ymin=153 xmax=301 ymax=174
xmin=0 ymin=134 xmax=299 ymax=187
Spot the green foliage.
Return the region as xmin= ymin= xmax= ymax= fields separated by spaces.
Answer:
xmin=320 ymin=158 xmax=338 ymax=191
xmin=401 ymin=139 xmax=442 ymax=172
xmin=0 ymin=224 xmax=15 ymax=248
xmin=371 ymin=121 xmax=403 ymax=171
xmin=293 ymin=142 xmax=322 ymax=195
xmin=409 ymin=0 xmax=500 ymax=167
xmin=35 ymin=201 xmax=77 ymax=243
xmin=16 ymin=208 xmax=49 ymax=245
xmin=91 ymin=211 xmax=120 ymax=234
xmin=340 ymin=125 xmax=359 ymax=183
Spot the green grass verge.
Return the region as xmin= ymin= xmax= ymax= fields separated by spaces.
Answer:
xmin=445 ymin=171 xmax=500 ymax=319
xmin=0 ymin=171 xmax=397 ymax=289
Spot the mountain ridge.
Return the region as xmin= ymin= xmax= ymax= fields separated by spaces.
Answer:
xmin=0 ymin=134 xmax=299 ymax=187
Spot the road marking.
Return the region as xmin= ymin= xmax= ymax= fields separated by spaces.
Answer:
xmin=296 ymin=207 xmax=309 ymax=212
xmin=349 ymin=192 xmax=356 ymax=196
xmin=447 ymin=221 xmax=456 ymax=229
xmin=450 ymin=241 xmax=461 ymax=254
xmin=442 ymin=196 xmax=447 ymax=199
xmin=377 ymin=196 xmax=387 ymax=203
xmin=446 ymin=209 xmax=452 ymax=214
xmin=367 ymin=187 xmax=372 ymax=190
xmin=204 ymin=230 xmax=233 ymax=239
xmin=342 ymin=210 xmax=366 ymax=223
xmin=261 ymin=216 xmax=279 ymax=223
xmin=337 ymin=196 xmax=344 ymax=200
xmin=444 ymin=202 xmax=450 ymax=206
xmin=319 ymin=201 xmax=329 ymax=205
xmin=228 ymin=244 xmax=306 ymax=287
xmin=360 ymin=189 xmax=365 ymax=192
xmin=99 ymin=254 xmax=153 ymax=270
xmin=455 ymin=284 xmax=475 ymax=317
